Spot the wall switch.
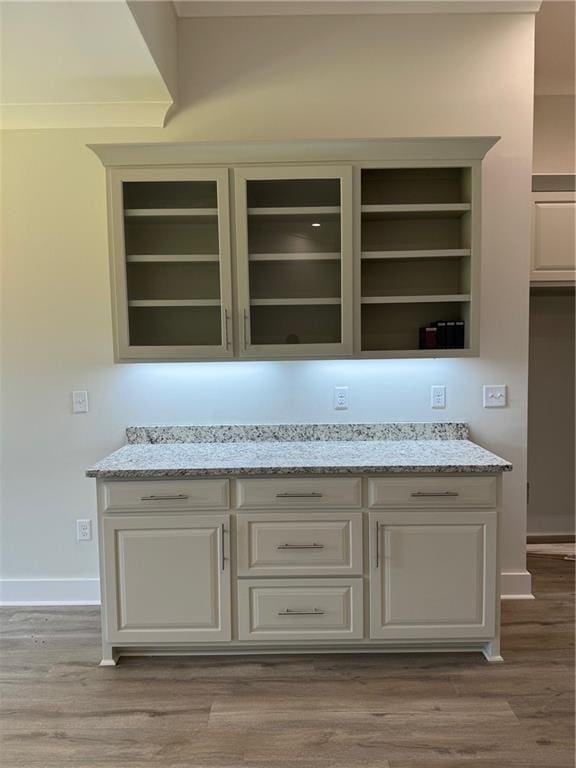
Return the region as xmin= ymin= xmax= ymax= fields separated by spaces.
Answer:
xmin=334 ymin=386 xmax=349 ymax=410
xmin=72 ymin=390 xmax=89 ymax=414
xmin=76 ymin=519 xmax=92 ymax=541
xmin=431 ymin=385 xmax=446 ymax=409
xmin=483 ymin=384 xmax=507 ymax=408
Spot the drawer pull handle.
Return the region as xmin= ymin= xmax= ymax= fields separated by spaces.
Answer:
xmin=140 ymin=494 xmax=189 ymax=501
xmin=275 ymin=492 xmax=323 ymax=498
xmin=277 ymin=543 xmax=325 ymax=550
xmin=410 ymin=491 xmax=459 ymax=497
xmin=278 ymin=608 xmax=326 ymax=616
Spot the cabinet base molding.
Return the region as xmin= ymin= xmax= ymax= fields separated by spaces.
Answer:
xmin=101 ymin=640 xmax=502 ymax=666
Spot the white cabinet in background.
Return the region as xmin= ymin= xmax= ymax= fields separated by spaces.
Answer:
xmin=531 ymin=190 xmax=576 ymax=283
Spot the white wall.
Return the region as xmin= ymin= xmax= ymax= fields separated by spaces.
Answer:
xmin=0 ymin=13 xmax=535 ymax=602
xmin=533 ymin=95 xmax=576 ymax=173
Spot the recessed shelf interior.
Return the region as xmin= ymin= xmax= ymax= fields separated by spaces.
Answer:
xmin=362 ymin=256 xmax=470 ymax=297
xmin=246 ymin=177 xmax=343 ymax=346
xmin=361 ymin=168 xmax=469 ymax=205
xmin=359 ymin=166 xmax=472 ymax=352
xmin=128 ymin=306 xmax=222 ymax=347
xmin=361 ymin=301 xmax=469 ymax=352
xmin=123 ymin=179 xmax=223 ymax=348
xmin=250 ymin=305 xmax=341 ymax=346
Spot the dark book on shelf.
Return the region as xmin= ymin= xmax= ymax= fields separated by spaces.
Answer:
xmin=419 ymin=326 xmax=437 ymax=350
xmin=446 ymin=321 xmax=456 ymax=348
xmin=454 ymin=320 xmax=465 ymax=348
xmin=432 ymin=321 xmax=447 ymax=348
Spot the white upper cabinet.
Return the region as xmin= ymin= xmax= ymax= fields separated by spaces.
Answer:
xmin=531 ymin=186 xmax=576 ymax=284
xmin=234 ymin=165 xmax=353 ymax=357
xmin=108 ymin=167 xmax=233 ymax=361
xmin=92 ymin=138 xmax=497 ymax=362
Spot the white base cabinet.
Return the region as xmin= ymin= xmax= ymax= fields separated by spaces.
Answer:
xmin=97 ymin=475 xmax=502 ymax=666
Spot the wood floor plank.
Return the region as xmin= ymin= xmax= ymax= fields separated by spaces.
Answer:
xmin=0 ymin=554 xmax=573 ymax=767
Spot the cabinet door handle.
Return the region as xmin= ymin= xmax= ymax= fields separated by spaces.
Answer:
xmin=140 ymin=494 xmax=189 ymax=501
xmin=410 ymin=491 xmax=459 ymax=497
xmin=224 ymin=308 xmax=231 ymax=349
xmin=275 ymin=492 xmax=323 ymax=499
xmin=221 ymin=523 xmax=226 ymax=571
xmin=278 ymin=608 xmax=325 ymax=616
xmin=375 ymin=521 xmax=381 ymax=568
xmin=243 ymin=308 xmax=250 ymax=349
xmin=276 ymin=543 xmax=324 ymax=550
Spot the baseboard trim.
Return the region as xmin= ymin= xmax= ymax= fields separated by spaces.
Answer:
xmin=0 ymin=578 xmax=101 ymax=606
xmin=1 ymin=571 xmax=534 ymax=605
xmin=500 ymin=570 xmax=534 ymax=600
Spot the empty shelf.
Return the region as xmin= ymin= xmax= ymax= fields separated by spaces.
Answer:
xmin=361 ymin=204 xmax=471 ymax=215
xmin=124 ymin=208 xmax=219 ymax=217
xmin=361 ymin=295 xmax=471 ymax=304
xmin=249 ymin=252 xmax=341 ymax=262
xmin=248 ymin=206 xmax=341 ymax=216
xmin=250 ymin=298 xmax=341 ymax=306
xmin=128 ymin=299 xmax=221 ymax=307
xmin=361 ymin=249 xmax=471 ymax=260
xmin=127 ymin=254 xmax=220 ymax=263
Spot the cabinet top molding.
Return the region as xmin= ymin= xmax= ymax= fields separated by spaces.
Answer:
xmin=88 ymin=136 xmax=500 ymax=168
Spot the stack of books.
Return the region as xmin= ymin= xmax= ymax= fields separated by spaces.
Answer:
xmin=419 ymin=320 xmax=465 ymax=350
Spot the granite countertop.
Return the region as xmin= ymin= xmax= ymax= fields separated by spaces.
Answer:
xmin=86 ymin=423 xmax=512 ymax=479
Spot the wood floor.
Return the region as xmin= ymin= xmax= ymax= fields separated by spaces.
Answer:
xmin=1 ymin=554 xmax=574 ymax=768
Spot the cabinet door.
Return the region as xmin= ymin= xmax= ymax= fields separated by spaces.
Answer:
xmin=235 ymin=165 xmax=353 ymax=358
xmin=369 ymin=511 xmax=496 ymax=640
xmin=531 ymin=192 xmax=576 ymax=282
xmin=102 ymin=514 xmax=231 ymax=643
xmin=109 ymin=167 xmax=234 ymax=361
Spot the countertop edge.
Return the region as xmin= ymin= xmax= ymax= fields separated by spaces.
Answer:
xmin=86 ymin=464 xmax=512 ymax=479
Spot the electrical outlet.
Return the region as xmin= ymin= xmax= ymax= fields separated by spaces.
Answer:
xmin=76 ymin=519 xmax=92 ymax=541
xmin=483 ymin=384 xmax=507 ymax=408
xmin=431 ymin=385 xmax=446 ymax=409
xmin=333 ymin=386 xmax=349 ymax=410
xmin=72 ymin=390 xmax=89 ymax=414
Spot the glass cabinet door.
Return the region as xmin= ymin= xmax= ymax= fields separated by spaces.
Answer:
xmin=234 ymin=166 xmax=353 ymax=357
xmin=110 ymin=168 xmax=233 ymax=361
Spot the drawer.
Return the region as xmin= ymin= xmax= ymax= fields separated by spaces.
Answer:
xmin=236 ymin=478 xmax=361 ymax=510
xmin=368 ymin=476 xmax=497 ymax=509
xmin=102 ymin=479 xmax=229 ymax=511
xmin=238 ymin=578 xmax=364 ymax=641
xmin=237 ymin=512 xmax=363 ymax=576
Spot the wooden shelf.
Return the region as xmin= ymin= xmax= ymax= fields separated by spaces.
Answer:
xmin=127 ymin=254 xmax=220 ymax=263
xmin=249 ymin=252 xmax=340 ymax=262
xmin=250 ymin=298 xmax=341 ymax=306
xmin=128 ymin=299 xmax=221 ymax=308
xmin=361 ymin=294 xmax=471 ymax=305
xmin=361 ymin=249 xmax=471 ymax=260
xmin=124 ymin=208 xmax=218 ymax=217
xmin=248 ymin=206 xmax=340 ymax=216
xmin=361 ymin=203 xmax=471 ymax=216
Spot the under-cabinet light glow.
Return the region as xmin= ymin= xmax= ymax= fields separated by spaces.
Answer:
xmin=312 ymin=222 xmax=321 ymax=227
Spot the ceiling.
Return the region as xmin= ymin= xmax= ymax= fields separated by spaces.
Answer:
xmin=534 ymin=0 xmax=575 ymax=95
xmin=2 ymin=0 xmax=569 ymax=129
xmin=0 ymin=0 xmax=176 ymax=129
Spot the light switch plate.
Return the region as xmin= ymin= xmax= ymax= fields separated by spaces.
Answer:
xmin=72 ymin=390 xmax=89 ymax=414
xmin=483 ymin=385 xmax=507 ymax=408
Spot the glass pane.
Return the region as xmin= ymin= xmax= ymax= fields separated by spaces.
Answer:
xmin=250 ymin=305 xmax=341 ymax=346
xmin=122 ymin=180 xmax=222 ymax=348
xmin=129 ymin=306 xmax=221 ymax=347
xmin=246 ymin=177 xmax=342 ymax=346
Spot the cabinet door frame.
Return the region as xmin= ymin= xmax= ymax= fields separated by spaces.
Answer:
xmin=369 ymin=510 xmax=497 ymax=640
xmin=108 ymin=166 xmax=234 ymax=362
xmin=234 ymin=164 xmax=354 ymax=358
xmin=101 ymin=513 xmax=231 ymax=643
xmin=531 ymin=191 xmax=576 ymax=283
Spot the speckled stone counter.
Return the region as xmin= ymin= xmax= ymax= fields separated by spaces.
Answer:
xmin=86 ymin=423 xmax=511 ymax=479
